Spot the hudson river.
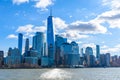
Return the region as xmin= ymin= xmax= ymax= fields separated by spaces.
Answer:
xmin=0 ymin=68 xmax=120 ymax=80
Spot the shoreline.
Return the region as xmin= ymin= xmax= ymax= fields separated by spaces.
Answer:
xmin=0 ymin=67 xmax=119 ymax=69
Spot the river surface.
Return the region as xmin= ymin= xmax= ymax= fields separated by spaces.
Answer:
xmin=0 ymin=68 xmax=120 ymax=80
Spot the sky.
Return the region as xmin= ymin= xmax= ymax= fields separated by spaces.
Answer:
xmin=1 ymin=0 xmax=120 ymax=56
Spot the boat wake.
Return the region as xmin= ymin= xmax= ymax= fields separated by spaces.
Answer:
xmin=39 ymin=69 xmax=71 ymax=80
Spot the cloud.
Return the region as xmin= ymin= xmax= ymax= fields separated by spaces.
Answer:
xmin=7 ymin=34 xmax=18 ymax=39
xmin=81 ymin=43 xmax=120 ymax=55
xmin=16 ymin=24 xmax=46 ymax=33
xmin=52 ymin=17 xmax=107 ymax=41
xmin=102 ymin=0 xmax=120 ymax=10
xmin=12 ymin=0 xmax=29 ymax=5
xmin=100 ymin=11 xmax=120 ymax=20
xmin=16 ymin=24 xmax=33 ymax=33
xmin=67 ymin=21 xmax=107 ymax=34
xmin=101 ymin=44 xmax=120 ymax=54
xmin=98 ymin=0 xmax=120 ymax=28
xmin=12 ymin=0 xmax=55 ymax=10
xmin=16 ymin=24 xmax=46 ymax=37
xmin=34 ymin=0 xmax=54 ymax=10
xmin=81 ymin=43 xmax=97 ymax=55
xmin=97 ymin=10 xmax=120 ymax=28
xmin=60 ymin=31 xmax=89 ymax=40
xmin=81 ymin=43 xmax=96 ymax=49
xmin=53 ymin=17 xmax=68 ymax=33
xmin=52 ymin=17 xmax=90 ymax=40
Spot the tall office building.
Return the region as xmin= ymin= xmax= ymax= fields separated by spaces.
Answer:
xmin=55 ymin=35 xmax=67 ymax=65
xmin=18 ymin=33 xmax=23 ymax=54
xmin=5 ymin=48 xmax=21 ymax=67
xmin=85 ymin=47 xmax=94 ymax=67
xmin=96 ymin=45 xmax=100 ymax=60
xmin=47 ymin=10 xmax=55 ymax=66
xmin=32 ymin=32 xmax=45 ymax=58
xmin=105 ymin=53 xmax=111 ymax=67
xmin=0 ymin=51 xmax=4 ymax=67
xmin=60 ymin=42 xmax=80 ymax=67
xmin=25 ymin=38 xmax=29 ymax=52
xmin=71 ymin=41 xmax=79 ymax=54
xmin=85 ymin=47 xmax=93 ymax=55
xmin=80 ymin=48 xmax=84 ymax=57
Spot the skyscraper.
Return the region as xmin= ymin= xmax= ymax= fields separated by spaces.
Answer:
xmin=47 ymin=10 xmax=55 ymax=66
xmin=25 ymin=38 xmax=29 ymax=52
xmin=105 ymin=53 xmax=111 ymax=67
xmin=18 ymin=33 xmax=23 ymax=54
xmin=85 ymin=47 xmax=93 ymax=55
xmin=32 ymin=32 xmax=45 ymax=58
xmin=85 ymin=47 xmax=94 ymax=66
xmin=81 ymin=48 xmax=84 ymax=57
xmin=96 ymin=45 xmax=100 ymax=60
xmin=0 ymin=51 xmax=4 ymax=67
xmin=55 ymin=35 xmax=67 ymax=65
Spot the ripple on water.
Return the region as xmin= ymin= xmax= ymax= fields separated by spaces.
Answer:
xmin=39 ymin=69 xmax=72 ymax=80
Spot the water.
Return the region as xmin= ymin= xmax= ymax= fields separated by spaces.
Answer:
xmin=0 ymin=68 xmax=120 ymax=80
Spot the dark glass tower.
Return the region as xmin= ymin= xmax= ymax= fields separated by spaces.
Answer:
xmin=47 ymin=10 xmax=55 ymax=66
xmin=25 ymin=38 xmax=29 ymax=52
xmin=18 ymin=33 xmax=23 ymax=54
xmin=96 ymin=45 xmax=100 ymax=60
xmin=33 ymin=32 xmax=45 ymax=58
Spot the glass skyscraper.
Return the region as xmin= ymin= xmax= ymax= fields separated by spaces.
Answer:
xmin=96 ymin=45 xmax=100 ymax=60
xmin=18 ymin=33 xmax=23 ymax=54
xmin=47 ymin=11 xmax=55 ymax=66
xmin=25 ymin=38 xmax=29 ymax=52
xmin=32 ymin=32 xmax=45 ymax=58
xmin=85 ymin=47 xmax=93 ymax=55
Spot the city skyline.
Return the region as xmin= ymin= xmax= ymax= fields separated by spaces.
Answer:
xmin=1 ymin=0 xmax=120 ymax=56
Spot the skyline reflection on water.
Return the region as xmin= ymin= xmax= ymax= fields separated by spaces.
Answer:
xmin=0 ymin=68 xmax=120 ymax=80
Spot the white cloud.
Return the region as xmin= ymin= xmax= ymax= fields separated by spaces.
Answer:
xmin=51 ymin=17 xmax=107 ymax=41
xmin=12 ymin=0 xmax=29 ymax=5
xmin=99 ymin=0 xmax=120 ymax=28
xmin=101 ymin=45 xmax=108 ymax=49
xmin=81 ymin=43 xmax=96 ymax=49
xmin=101 ymin=44 xmax=120 ymax=55
xmin=53 ymin=17 xmax=68 ymax=34
xmin=50 ymin=17 xmax=90 ymax=40
xmin=53 ymin=17 xmax=67 ymax=30
xmin=81 ymin=43 xmax=97 ymax=55
xmin=16 ymin=24 xmax=46 ymax=37
xmin=34 ymin=0 xmax=54 ymax=10
xmin=102 ymin=0 xmax=120 ymax=10
xmin=12 ymin=0 xmax=54 ymax=10
xmin=16 ymin=24 xmax=33 ymax=33
xmin=68 ymin=20 xmax=107 ymax=34
xmin=7 ymin=34 xmax=18 ymax=39
xmin=16 ymin=24 xmax=46 ymax=33
xmin=81 ymin=43 xmax=120 ymax=55
xmin=34 ymin=26 xmax=46 ymax=32
xmin=95 ymin=9 xmax=120 ymax=28
xmin=60 ymin=31 xmax=89 ymax=41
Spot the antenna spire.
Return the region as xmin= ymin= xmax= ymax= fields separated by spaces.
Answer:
xmin=50 ymin=7 xmax=52 ymax=16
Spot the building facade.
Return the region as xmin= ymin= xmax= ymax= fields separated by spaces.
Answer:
xmin=0 ymin=51 xmax=4 ymax=67
xmin=47 ymin=12 xmax=55 ymax=66
xmin=18 ymin=33 xmax=23 ymax=54
xmin=55 ymin=35 xmax=67 ymax=66
xmin=96 ymin=45 xmax=100 ymax=60
xmin=32 ymin=32 xmax=45 ymax=59
xmin=5 ymin=48 xmax=21 ymax=68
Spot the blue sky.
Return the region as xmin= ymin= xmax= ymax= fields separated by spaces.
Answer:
xmin=1 ymin=0 xmax=120 ymax=56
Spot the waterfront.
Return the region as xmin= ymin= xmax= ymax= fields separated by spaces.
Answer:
xmin=0 ymin=68 xmax=120 ymax=80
